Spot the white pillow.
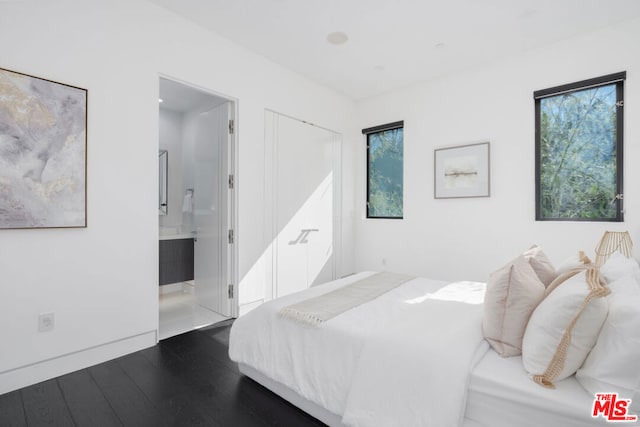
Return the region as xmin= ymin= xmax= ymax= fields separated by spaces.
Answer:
xmin=600 ymin=252 xmax=640 ymax=285
xmin=522 ymin=269 xmax=609 ymax=387
xmin=556 ymin=251 xmax=592 ymax=276
xmin=576 ymin=275 xmax=640 ymax=412
xmin=483 ymin=254 xmax=546 ymax=357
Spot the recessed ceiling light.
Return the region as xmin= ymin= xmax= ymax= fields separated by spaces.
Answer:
xmin=327 ymin=31 xmax=349 ymax=45
xmin=159 ymin=98 xmax=164 ymax=103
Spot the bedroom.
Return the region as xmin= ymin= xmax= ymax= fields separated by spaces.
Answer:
xmin=1 ymin=0 xmax=639 ymax=425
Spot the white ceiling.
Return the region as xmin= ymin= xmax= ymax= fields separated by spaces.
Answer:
xmin=150 ymin=0 xmax=640 ymax=100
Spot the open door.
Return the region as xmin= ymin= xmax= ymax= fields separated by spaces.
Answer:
xmin=193 ymin=102 xmax=232 ymax=316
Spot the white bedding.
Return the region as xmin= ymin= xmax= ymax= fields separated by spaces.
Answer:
xmin=231 ymin=271 xmax=384 ymax=415
xmin=466 ymin=349 xmax=640 ymax=427
xmin=342 ymin=280 xmax=488 ymax=427
xmin=229 ymin=272 xmax=488 ymax=426
xmin=230 ymin=271 xmax=640 ymax=427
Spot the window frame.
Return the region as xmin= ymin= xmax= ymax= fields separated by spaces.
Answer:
xmin=362 ymin=121 xmax=404 ymax=219
xmin=534 ymin=72 xmax=625 ymax=222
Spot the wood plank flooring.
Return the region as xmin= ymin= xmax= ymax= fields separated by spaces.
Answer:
xmin=0 ymin=320 xmax=325 ymax=426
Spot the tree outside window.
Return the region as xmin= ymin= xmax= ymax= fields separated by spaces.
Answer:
xmin=535 ymin=73 xmax=624 ymax=222
xmin=363 ymin=122 xmax=403 ymax=219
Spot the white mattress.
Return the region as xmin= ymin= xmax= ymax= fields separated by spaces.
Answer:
xmin=466 ymin=349 xmax=639 ymax=427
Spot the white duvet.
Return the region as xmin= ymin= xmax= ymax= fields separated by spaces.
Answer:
xmin=229 ymin=272 xmax=489 ymax=426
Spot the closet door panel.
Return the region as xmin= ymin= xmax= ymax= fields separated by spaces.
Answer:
xmin=274 ymin=114 xmax=337 ymax=297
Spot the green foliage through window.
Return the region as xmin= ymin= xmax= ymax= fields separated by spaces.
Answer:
xmin=535 ymin=74 xmax=624 ymax=221
xmin=366 ymin=125 xmax=403 ymax=218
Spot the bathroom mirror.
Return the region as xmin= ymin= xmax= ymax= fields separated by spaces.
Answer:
xmin=159 ymin=149 xmax=168 ymax=215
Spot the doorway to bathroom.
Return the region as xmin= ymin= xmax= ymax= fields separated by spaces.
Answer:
xmin=158 ymin=76 xmax=236 ymax=340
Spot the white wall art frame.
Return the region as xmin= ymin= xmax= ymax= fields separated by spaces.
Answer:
xmin=0 ymin=67 xmax=87 ymax=229
xmin=434 ymin=141 xmax=490 ymax=199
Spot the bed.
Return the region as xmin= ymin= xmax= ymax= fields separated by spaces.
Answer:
xmin=229 ymin=265 xmax=640 ymax=427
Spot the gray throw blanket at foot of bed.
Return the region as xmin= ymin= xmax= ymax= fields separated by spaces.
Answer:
xmin=278 ymin=271 xmax=414 ymax=326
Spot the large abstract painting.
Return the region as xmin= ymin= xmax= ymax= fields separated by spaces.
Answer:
xmin=0 ymin=67 xmax=87 ymax=229
xmin=434 ymin=142 xmax=490 ymax=199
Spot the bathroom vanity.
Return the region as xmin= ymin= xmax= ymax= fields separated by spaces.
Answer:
xmin=159 ymin=233 xmax=194 ymax=286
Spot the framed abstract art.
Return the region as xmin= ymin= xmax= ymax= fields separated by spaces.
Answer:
xmin=0 ymin=67 xmax=87 ymax=229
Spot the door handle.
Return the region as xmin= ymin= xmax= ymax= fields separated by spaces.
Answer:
xmin=288 ymin=229 xmax=319 ymax=245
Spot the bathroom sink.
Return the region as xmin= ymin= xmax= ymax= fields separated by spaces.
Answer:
xmin=159 ymin=226 xmax=179 ymax=236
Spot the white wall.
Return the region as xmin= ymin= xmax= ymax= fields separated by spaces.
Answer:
xmin=0 ymin=0 xmax=356 ymax=393
xmin=354 ymin=17 xmax=640 ymax=282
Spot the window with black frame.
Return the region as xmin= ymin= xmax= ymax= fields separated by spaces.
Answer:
xmin=363 ymin=121 xmax=404 ymax=219
xmin=535 ymin=72 xmax=625 ymax=222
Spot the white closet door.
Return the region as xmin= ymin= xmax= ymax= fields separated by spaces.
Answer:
xmin=274 ymin=114 xmax=337 ymax=297
xmin=193 ymin=102 xmax=230 ymax=316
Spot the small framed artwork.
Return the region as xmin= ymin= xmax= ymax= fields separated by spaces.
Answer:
xmin=0 ymin=67 xmax=87 ymax=229
xmin=434 ymin=141 xmax=490 ymax=199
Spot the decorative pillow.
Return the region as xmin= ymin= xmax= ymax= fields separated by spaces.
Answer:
xmin=556 ymin=251 xmax=592 ymax=276
xmin=522 ymin=268 xmax=609 ymax=387
xmin=576 ymin=275 xmax=640 ymax=412
xmin=523 ymin=245 xmax=556 ymax=287
xmin=483 ymin=254 xmax=546 ymax=357
xmin=600 ymin=252 xmax=640 ymax=285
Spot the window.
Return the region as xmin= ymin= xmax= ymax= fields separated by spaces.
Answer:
xmin=363 ymin=121 xmax=404 ymax=219
xmin=535 ymin=72 xmax=625 ymax=221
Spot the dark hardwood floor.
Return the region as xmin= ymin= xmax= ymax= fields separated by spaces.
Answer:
xmin=0 ymin=320 xmax=326 ymax=426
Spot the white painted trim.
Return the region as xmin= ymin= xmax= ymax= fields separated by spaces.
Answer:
xmin=333 ymin=131 xmax=343 ymax=278
xmin=228 ymin=101 xmax=240 ymax=318
xmin=158 ymin=73 xmax=238 ymax=109
xmin=157 ymin=73 xmax=240 ymax=320
xmin=0 ymin=330 xmax=156 ymax=394
xmin=264 ymin=110 xmax=276 ymax=302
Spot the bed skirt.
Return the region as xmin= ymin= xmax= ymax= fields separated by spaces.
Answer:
xmin=239 ymin=363 xmax=347 ymax=426
xmin=238 ymin=363 xmax=487 ymax=427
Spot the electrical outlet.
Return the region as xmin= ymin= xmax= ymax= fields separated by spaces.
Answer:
xmin=38 ymin=312 xmax=54 ymax=332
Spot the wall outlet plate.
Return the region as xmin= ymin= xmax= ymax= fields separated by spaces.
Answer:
xmin=38 ymin=312 xmax=54 ymax=332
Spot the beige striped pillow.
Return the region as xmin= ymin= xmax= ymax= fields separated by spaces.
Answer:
xmin=523 ymin=245 xmax=557 ymax=287
xmin=483 ymin=254 xmax=546 ymax=357
xmin=522 ymin=267 xmax=609 ymax=388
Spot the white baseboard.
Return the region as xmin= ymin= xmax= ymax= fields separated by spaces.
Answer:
xmin=0 ymin=330 xmax=157 ymax=394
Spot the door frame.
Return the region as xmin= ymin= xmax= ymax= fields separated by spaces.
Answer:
xmin=157 ymin=73 xmax=239 ymax=320
xmin=264 ymin=109 xmax=342 ymax=301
